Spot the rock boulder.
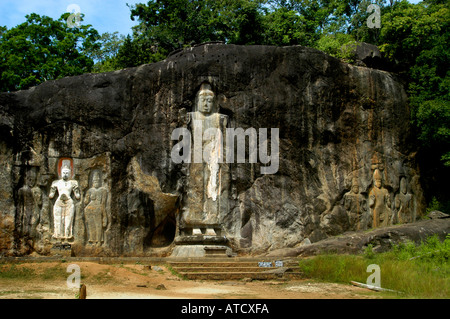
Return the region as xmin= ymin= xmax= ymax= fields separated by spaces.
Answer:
xmin=0 ymin=43 xmax=426 ymax=256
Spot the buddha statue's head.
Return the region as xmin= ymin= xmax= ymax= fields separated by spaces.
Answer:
xmin=92 ymin=171 xmax=101 ymax=188
xmin=195 ymin=82 xmax=215 ymax=115
xmin=25 ymin=169 xmax=36 ymax=188
xmin=373 ymin=169 xmax=382 ymax=188
xmin=61 ymin=166 xmax=71 ymax=181
xmin=351 ymin=179 xmax=359 ymax=194
xmin=400 ymin=177 xmax=407 ymax=194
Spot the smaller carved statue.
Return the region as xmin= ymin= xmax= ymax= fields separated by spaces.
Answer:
xmin=84 ymin=171 xmax=108 ymax=246
xmin=343 ymin=179 xmax=368 ymax=230
xmin=16 ymin=170 xmax=39 ymax=237
xmin=49 ymin=164 xmax=80 ymax=241
xmin=395 ymin=177 xmax=413 ymax=224
xmin=369 ymin=169 xmax=392 ymax=228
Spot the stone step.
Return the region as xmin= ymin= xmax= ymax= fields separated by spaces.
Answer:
xmin=168 ymin=259 xmax=302 ymax=281
xmin=172 ymin=266 xmax=303 ymax=273
xmin=179 ymin=271 xmax=304 ymax=281
xmin=168 ymin=261 xmax=299 ymax=268
xmin=203 ymin=254 xmax=229 ymax=258
xmin=170 ymin=262 xmax=260 ymax=268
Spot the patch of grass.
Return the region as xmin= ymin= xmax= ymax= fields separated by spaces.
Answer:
xmin=1 ymin=262 xmax=89 ymax=283
xmin=0 ymin=264 xmax=36 ymax=279
xmin=299 ymin=255 xmax=369 ymax=285
xmin=166 ymin=264 xmax=187 ymax=280
xmin=0 ymin=290 xmax=23 ymax=296
xmin=40 ymin=264 xmax=70 ymax=280
xmin=90 ymin=270 xmax=116 ymax=284
xmin=298 ymin=234 xmax=449 ymax=299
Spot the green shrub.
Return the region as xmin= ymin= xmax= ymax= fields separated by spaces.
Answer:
xmin=315 ymin=33 xmax=358 ymax=63
xmin=298 ymin=234 xmax=450 ymax=298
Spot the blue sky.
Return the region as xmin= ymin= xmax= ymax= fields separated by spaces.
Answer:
xmin=0 ymin=0 xmax=143 ymax=36
xmin=0 ymin=0 xmax=425 ymax=36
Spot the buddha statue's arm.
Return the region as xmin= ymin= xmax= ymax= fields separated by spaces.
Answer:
xmin=179 ymin=108 xmax=190 ymax=126
xmin=84 ymin=189 xmax=91 ymax=205
xmin=73 ymin=181 xmax=81 ymax=200
xmin=343 ymin=194 xmax=351 ymax=210
xmin=101 ymin=188 xmax=108 ymax=227
xmin=33 ymin=188 xmax=42 ymax=206
xmin=385 ymin=193 xmax=391 ymax=208
xmin=49 ymin=181 xmax=57 ymax=199
xmin=369 ymin=191 xmax=375 ymax=208
xmin=361 ymin=197 xmax=368 ymax=212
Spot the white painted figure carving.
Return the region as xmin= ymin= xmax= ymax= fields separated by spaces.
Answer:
xmin=369 ymin=169 xmax=391 ymax=228
xmin=49 ymin=163 xmax=80 ymax=240
xmin=344 ymin=179 xmax=368 ymax=230
xmin=395 ymin=177 xmax=413 ymax=224
xmin=84 ymin=171 xmax=108 ymax=245
xmin=183 ymin=82 xmax=229 ymax=236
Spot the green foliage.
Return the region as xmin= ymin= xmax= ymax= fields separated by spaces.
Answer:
xmin=88 ymin=32 xmax=126 ymax=63
xmin=120 ymin=0 xmax=267 ymax=68
xmin=425 ymin=196 xmax=443 ymax=216
xmin=376 ymin=0 xmax=449 ymax=174
xmin=298 ymin=235 xmax=450 ymax=298
xmin=262 ymin=7 xmax=306 ymax=46
xmin=392 ymin=235 xmax=450 ymax=267
xmin=379 ymin=1 xmax=448 ymax=72
xmin=0 ymin=13 xmax=100 ymax=92
xmin=413 ymin=99 xmax=450 ymax=169
xmin=0 ymin=264 xmax=36 ymax=279
xmin=414 ymin=100 xmax=450 ymax=144
xmin=40 ymin=264 xmax=70 ymax=280
xmin=315 ymin=33 xmax=357 ymax=62
xmin=298 ymin=254 xmax=369 ymax=285
xmin=363 ymin=244 xmax=375 ymax=259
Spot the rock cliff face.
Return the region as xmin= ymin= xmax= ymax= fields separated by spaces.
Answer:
xmin=0 ymin=43 xmax=426 ymax=256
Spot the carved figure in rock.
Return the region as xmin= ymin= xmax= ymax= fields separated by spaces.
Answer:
xmin=369 ymin=169 xmax=392 ymax=228
xmin=343 ymin=179 xmax=368 ymax=230
xmin=395 ymin=177 xmax=413 ymax=224
xmin=84 ymin=171 xmax=108 ymax=245
xmin=16 ymin=169 xmax=40 ymax=237
xmin=49 ymin=164 xmax=80 ymax=240
xmin=182 ymin=82 xmax=229 ymax=236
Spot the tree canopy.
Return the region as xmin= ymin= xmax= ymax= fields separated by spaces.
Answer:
xmin=0 ymin=13 xmax=100 ymax=92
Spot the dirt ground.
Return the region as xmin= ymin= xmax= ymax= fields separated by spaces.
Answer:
xmin=0 ymin=261 xmax=381 ymax=299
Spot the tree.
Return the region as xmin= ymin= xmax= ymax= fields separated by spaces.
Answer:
xmin=88 ymin=32 xmax=126 ymax=62
xmin=315 ymin=33 xmax=358 ymax=63
xmin=129 ymin=0 xmax=216 ymax=51
xmin=373 ymin=0 xmax=449 ymax=212
xmin=378 ymin=1 xmax=449 ymax=161
xmin=262 ymin=7 xmax=306 ymax=46
xmin=263 ymin=0 xmax=383 ymax=47
xmin=0 ymin=13 xmax=100 ymax=92
xmin=216 ymin=0 xmax=266 ymax=45
xmin=113 ymin=34 xmax=166 ymax=69
xmin=89 ymin=32 xmax=128 ymax=72
xmin=120 ymin=0 xmax=267 ymax=67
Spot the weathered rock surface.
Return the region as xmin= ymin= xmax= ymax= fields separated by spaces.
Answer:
xmin=354 ymin=42 xmax=384 ymax=69
xmin=265 ymin=218 xmax=450 ymax=257
xmin=0 ymin=43 xmax=426 ymax=256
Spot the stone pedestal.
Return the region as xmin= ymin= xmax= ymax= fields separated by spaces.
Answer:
xmin=171 ymin=224 xmax=232 ymax=257
xmin=49 ymin=242 xmax=73 ymax=257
